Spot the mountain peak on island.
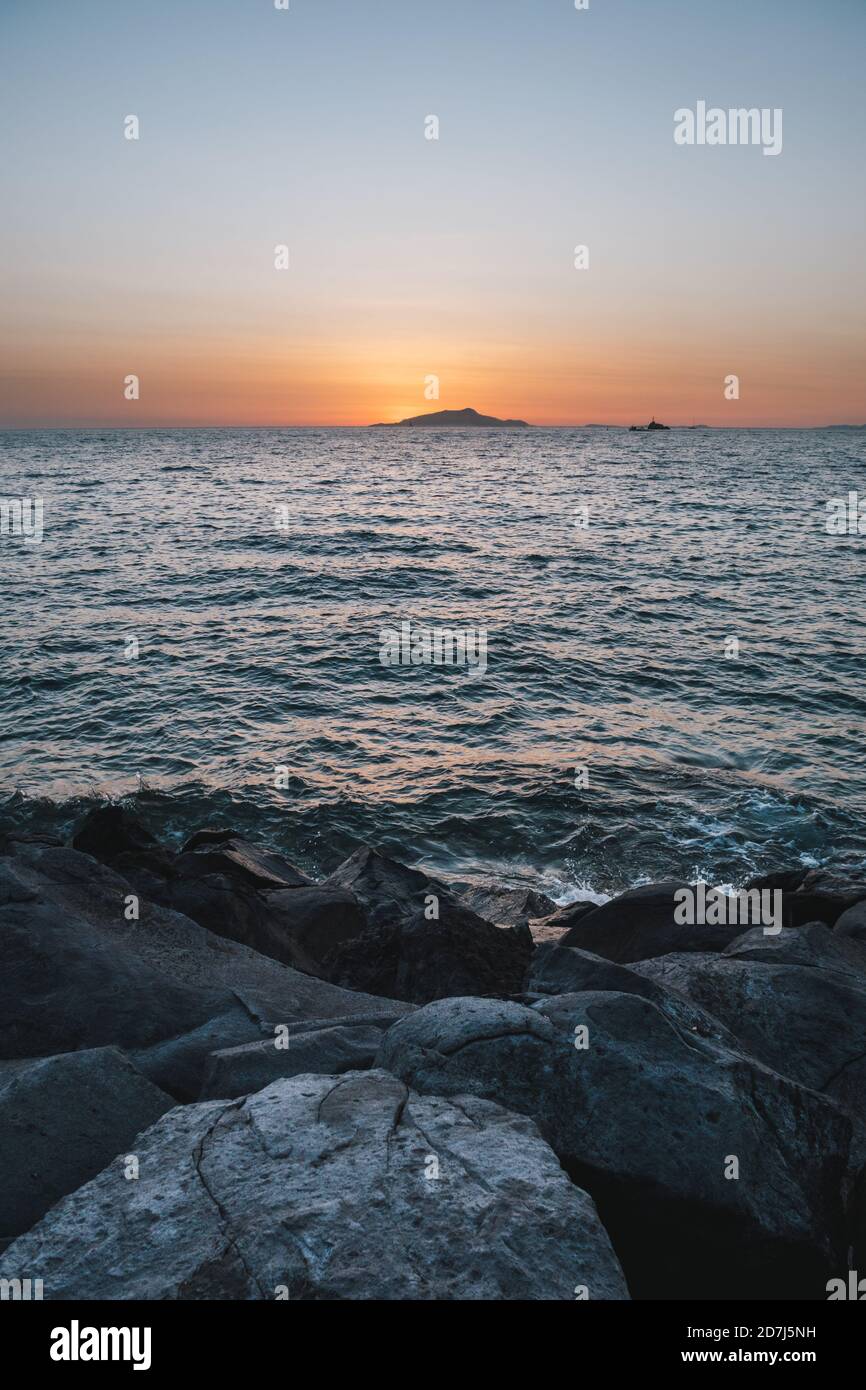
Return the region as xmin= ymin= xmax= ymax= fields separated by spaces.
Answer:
xmin=371 ymin=407 xmax=530 ymax=428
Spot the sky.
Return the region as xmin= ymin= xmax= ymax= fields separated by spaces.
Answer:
xmin=1 ymin=0 xmax=864 ymax=427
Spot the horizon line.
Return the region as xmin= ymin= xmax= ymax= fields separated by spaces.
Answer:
xmin=2 ymin=421 xmax=865 ymax=432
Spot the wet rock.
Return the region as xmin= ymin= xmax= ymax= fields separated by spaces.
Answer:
xmin=377 ymin=992 xmax=851 ymax=1299
xmin=459 ymin=882 xmax=558 ymax=928
xmin=528 ymin=900 xmax=595 ymax=945
xmin=324 ymin=897 xmax=532 ymax=1005
xmin=174 ymin=836 xmax=313 ymax=891
xmin=326 ymin=846 xmax=452 ymax=929
xmin=0 ymin=1047 xmax=173 ymax=1240
xmin=558 ymin=881 xmax=739 ymax=962
xmin=71 ymin=805 xmax=161 ymax=863
xmin=0 ymin=1070 xmax=629 ymax=1301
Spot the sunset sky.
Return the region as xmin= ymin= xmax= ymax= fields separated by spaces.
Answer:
xmin=1 ymin=0 xmax=864 ymax=427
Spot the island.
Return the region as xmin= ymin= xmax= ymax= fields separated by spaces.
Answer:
xmin=370 ymin=407 xmax=530 ymax=428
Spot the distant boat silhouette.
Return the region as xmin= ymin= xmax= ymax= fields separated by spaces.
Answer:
xmin=629 ymin=417 xmax=670 ymax=432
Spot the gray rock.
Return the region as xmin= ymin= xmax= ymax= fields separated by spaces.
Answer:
xmin=141 ymin=870 xmax=367 ymax=974
xmin=0 ymin=845 xmax=413 ymax=1098
xmin=632 ymin=927 xmax=866 ymax=1118
xmin=722 ymin=922 xmax=866 ymax=976
xmin=0 ymin=1070 xmax=629 ymax=1301
xmin=377 ymin=993 xmax=851 ymax=1299
xmin=835 ymin=900 xmax=866 ymax=944
xmin=256 ymin=884 xmax=368 ymax=970
xmin=200 ymin=1023 xmax=387 ymax=1099
xmin=71 ymin=813 xmax=367 ymax=973
xmin=528 ymin=942 xmax=742 ymax=1051
xmin=0 ymin=1047 xmax=173 ymax=1240
xmin=558 ymin=881 xmax=739 ymax=963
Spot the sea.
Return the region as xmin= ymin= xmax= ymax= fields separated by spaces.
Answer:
xmin=1 ymin=426 xmax=864 ymax=902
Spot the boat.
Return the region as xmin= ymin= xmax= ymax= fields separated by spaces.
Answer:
xmin=629 ymin=417 xmax=670 ymax=432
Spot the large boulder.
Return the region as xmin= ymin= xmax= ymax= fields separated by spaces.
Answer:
xmin=0 ymin=845 xmax=413 ymax=1099
xmin=631 ymin=925 xmax=866 ymax=1122
xmin=135 ymin=869 xmax=366 ymax=974
xmin=0 ymin=1070 xmax=629 ymax=1301
xmin=558 ymin=881 xmax=739 ymax=963
xmin=528 ymin=942 xmax=742 ymax=1051
xmin=377 ymin=993 xmax=851 ymax=1299
xmin=0 ymin=1048 xmax=173 ymax=1241
xmin=324 ymin=897 xmax=532 ymax=1005
xmin=747 ymin=868 xmax=866 ymax=930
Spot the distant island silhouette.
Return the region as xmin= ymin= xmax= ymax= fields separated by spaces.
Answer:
xmin=370 ymin=407 xmax=530 ymax=428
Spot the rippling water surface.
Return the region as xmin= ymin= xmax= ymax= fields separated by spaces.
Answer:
xmin=1 ymin=427 xmax=864 ymax=898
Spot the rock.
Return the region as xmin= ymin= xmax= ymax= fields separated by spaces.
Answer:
xmin=199 ymin=1022 xmax=388 ymax=1099
xmin=0 ymin=1070 xmax=629 ymax=1301
xmin=174 ymin=837 xmax=312 ymax=891
xmin=326 ymin=846 xmax=452 ymax=929
xmin=528 ymin=942 xmax=742 ymax=1051
xmin=256 ymin=885 xmax=368 ymax=969
xmin=558 ymin=881 xmax=740 ymax=962
xmin=0 ymin=1047 xmax=173 ymax=1241
xmin=799 ymin=869 xmax=866 ymax=905
xmin=721 ymin=922 xmax=866 ymax=976
xmin=0 ymin=844 xmax=414 ymax=1098
xmin=850 ymin=1164 xmax=866 ymax=1271
xmin=459 ymin=883 xmax=558 ymax=928
xmin=747 ymin=868 xmax=866 ymax=929
xmin=137 ymin=869 xmax=366 ymax=974
xmin=377 ymin=993 xmax=851 ymax=1298
xmin=528 ymin=900 xmax=595 ymax=945
xmin=631 ymin=926 xmax=866 ymax=1121
xmin=324 ymin=897 xmax=532 ymax=1005
xmin=130 ymin=1011 xmax=268 ymax=1101
xmin=835 ymin=900 xmax=866 ymax=943
xmin=69 ymin=814 xmax=361 ymax=974
xmin=71 ymin=805 xmax=160 ymax=862
xmin=529 ymin=941 xmax=647 ymax=996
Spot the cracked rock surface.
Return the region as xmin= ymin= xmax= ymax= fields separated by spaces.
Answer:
xmin=376 ymin=992 xmax=852 ymax=1299
xmin=0 ymin=1069 xmax=628 ymax=1300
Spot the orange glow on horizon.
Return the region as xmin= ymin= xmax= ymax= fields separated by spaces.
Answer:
xmin=3 ymin=328 xmax=864 ymax=429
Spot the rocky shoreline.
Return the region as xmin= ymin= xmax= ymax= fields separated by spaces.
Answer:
xmin=1 ymin=807 xmax=865 ymax=1300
